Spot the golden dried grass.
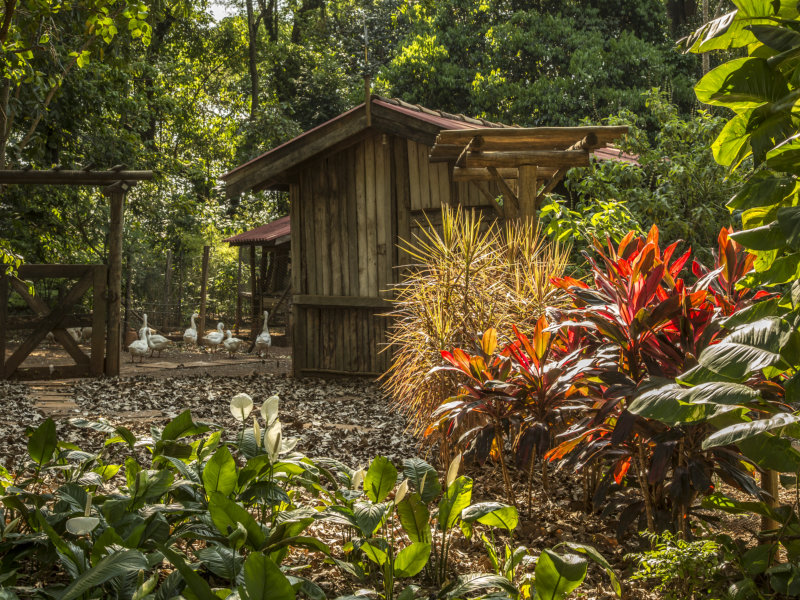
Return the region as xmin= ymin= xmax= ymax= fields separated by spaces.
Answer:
xmin=382 ymin=206 xmax=570 ymax=437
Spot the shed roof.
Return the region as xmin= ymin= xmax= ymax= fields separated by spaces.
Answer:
xmin=224 ymin=215 xmax=290 ymax=246
xmin=222 ymin=96 xmax=638 ymax=197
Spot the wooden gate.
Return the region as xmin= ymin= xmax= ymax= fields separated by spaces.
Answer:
xmin=0 ymin=264 xmax=109 ymax=380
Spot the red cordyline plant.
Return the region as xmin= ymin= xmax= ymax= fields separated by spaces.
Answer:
xmin=429 ymin=318 xmax=600 ymax=510
xmin=545 ymin=225 xmax=770 ymax=535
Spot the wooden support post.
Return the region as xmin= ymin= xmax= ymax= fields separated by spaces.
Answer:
xmin=163 ymin=249 xmax=172 ymax=329
xmin=91 ymin=266 xmax=107 ymax=376
xmin=762 ymin=469 xmax=780 ymax=532
xmin=0 ymin=275 xmax=6 ymax=378
xmin=123 ymin=249 xmax=132 ymax=336
xmin=104 ymin=186 xmax=125 ymax=376
xmin=235 ymin=246 xmax=242 ymax=336
xmin=518 ymin=164 xmax=538 ymax=226
xmin=250 ymin=245 xmax=258 ymax=342
xmin=198 ymin=245 xmax=210 ymax=342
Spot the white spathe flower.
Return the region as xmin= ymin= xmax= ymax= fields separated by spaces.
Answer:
xmin=230 ymin=393 xmax=254 ymax=422
xmin=261 ymin=395 xmax=280 ymax=425
xmin=253 ymin=417 xmax=262 ymax=448
xmin=395 ymin=479 xmax=409 ymax=504
xmin=84 ymin=492 xmax=93 ymax=517
xmin=265 ymin=420 xmax=282 ymax=462
xmin=446 ymin=453 xmax=462 ymax=488
xmin=66 ymin=516 xmax=100 ymax=535
xmin=351 ymin=467 xmax=365 ymax=491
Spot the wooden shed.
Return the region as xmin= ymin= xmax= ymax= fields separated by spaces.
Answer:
xmin=222 ymin=96 xmax=630 ymax=377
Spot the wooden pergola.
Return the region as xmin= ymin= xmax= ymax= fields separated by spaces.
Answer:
xmin=429 ymin=126 xmax=629 ymax=224
xmin=0 ymin=167 xmax=154 ymax=378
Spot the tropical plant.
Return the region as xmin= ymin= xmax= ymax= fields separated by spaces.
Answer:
xmin=384 ymin=206 xmax=569 ymax=443
xmin=431 ymin=323 xmax=600 ymax=511
xmin=627 ymin=531 xmax=727 ymax=600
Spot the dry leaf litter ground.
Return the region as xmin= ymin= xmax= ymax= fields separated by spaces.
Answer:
xmin=0 ymin=372 xmax=765 ymax=599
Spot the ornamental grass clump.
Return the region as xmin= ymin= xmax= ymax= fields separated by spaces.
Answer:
xmin=383 ymin=206 xmax=570 ymax=438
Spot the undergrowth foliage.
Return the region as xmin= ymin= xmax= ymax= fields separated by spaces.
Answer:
xmin=0 ymin=393 xmax=618 ymax=600
xmin=383 ymin=207 xmax=569 ymax=439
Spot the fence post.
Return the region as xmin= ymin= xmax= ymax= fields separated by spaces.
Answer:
xmin=235 ymin=246 xmax=242 ymax=336
xmin=163 ymin=249 xmax=172 ymax=330
xmin=199 ymin=245 xmax=210 ymax=342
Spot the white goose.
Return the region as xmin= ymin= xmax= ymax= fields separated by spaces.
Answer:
xmin=146 ymin=328 xmax=172 ymax=358
xmin=183 ymin=312 xmax=199 ymax=347
xmin=202 ymin=322 xmax=225 ymax=353
xmin=138 ymin=314 xmax=154 ymax=339
xmin=223 ymin=330 xmax=244 ymax=359
xmin=253 ymin=310 xmax=272 ymax=358
xmin=128 ymin=329 xmax=149 ymax=363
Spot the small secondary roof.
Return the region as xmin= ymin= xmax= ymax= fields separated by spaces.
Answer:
xmin=224 ymin=215 xmax=290 ymax=246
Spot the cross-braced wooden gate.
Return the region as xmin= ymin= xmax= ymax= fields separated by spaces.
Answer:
xmin=1 ymin=264 xmax=109 ymax=379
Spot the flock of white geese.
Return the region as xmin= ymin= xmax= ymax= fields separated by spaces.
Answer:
xmin=127 ymin=310 xmax=272 ymax=363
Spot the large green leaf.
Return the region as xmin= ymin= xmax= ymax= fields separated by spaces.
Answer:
xmin=738 ymin=434 xmax=800 ymax=471
xmin=628 ymin=385 xmax=702 ymax=423
xmin=202 ymin=446 xmax=238 ymax=497
xmin=28 ymin=418 xmax=57 ymax=466
xmin=438 ymin=476 xmax=472 ymax=531
xmin=161 ymin=410 xmax=209 ymax=441
xmin=208 ymin=491 xmax=266 ymax=549
xmin=696 ymin=57 xmax=788 ymax=111
xmin=777 ymin=206 xmax=800 ymax=249
xmin=741 ymin=252 xmax=800 ymax=286
xmin=397 ymin=493 xmax=431 ymax=543
xmin=460 ymin=502 xmax=519 ymax=532
xmin=697 ymin=318 xmax=789 ymax=379
xmin=748 ymin=24 xmax=800 ymax=52
xmin=364 ymin=456 xmax=397 ymax=503
xmin=354 ymin=501 xmax=387 ymax=537
xmin=438 ymin=573 xmax=518 ymax=599
xmin=712 ymin=111 xmax=752 ymax=166
xmin=394 ymin=542 xmax=431 ymax=578
xmin=730 ymin=221 xmax=786 ymax=250
xmin=557 ymin=543 xmax=621 ymax=597
xmin=727 ymin=174 xmax=797 ymax=211
xmin=196 ymin=545 xmax=242 ymax=581
xmin=403 ymin=457 xmax=441 ymax=502
xmin=60 ymin=550 xmax=148 ymax=600
xmin=157 ymin=544 xmax=218 ymax=600
xmin=703 ymin=413 xmax=800 ymax=448
xmin=240 ymin=552 xmax=296 ymax=600
xmin=534 ymin=549 xmax=588 ymax=600
xmin=684 ymin=382 xmax=764 ymax=406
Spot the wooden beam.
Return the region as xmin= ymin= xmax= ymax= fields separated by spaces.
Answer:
xmin=4 ymin=271 xmax=94 ymax=376
xmin=298 ymin=367 xmax=381 ymax=377
xmin=104 ymin=188 xmax=124 ymax=376
xmin=537 ymin=168 xmax=567 ymax=201
xmin=518 ymin=165 xmax=538 ymax=224
xmin=224 ymin=112 xmax=369 ymax=197
xmin=436 ymin=126 xmax=629 ymax=145
xmin=9 ymin=277 xmax=90 ymax=367
xmin=0 ymin=170 xmax=154 ymax=185
xmin=472 ymin=181 xmax=504 ymax=218
xmin=293 ymin=294 xmax=391 ymax=308
xmin=487 ymin=167 xmax=520 ymax=214
xmin=19 ymin=264 xmax=107 ymax=279
xmin=452 ymin=167 xmax=558 ymax=181
xmin=466 ymin=150 xmax=590 ymax=169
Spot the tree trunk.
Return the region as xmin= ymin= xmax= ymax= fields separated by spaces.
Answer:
xmin=246 ymin=0 xmax=260 ymax=120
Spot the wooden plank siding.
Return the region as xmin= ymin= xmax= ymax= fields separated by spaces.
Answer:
xmin=290 ymin=131 xmax=472 ymax=377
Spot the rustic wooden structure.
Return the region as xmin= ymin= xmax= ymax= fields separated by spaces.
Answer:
xmin=430 ymin=127 xmax=630 ymax=226
xmin=222 ymin=96 xmax=631 ymax=377
xmin=224 ymin=215 xmax=291 ymax=335
xmin=0 ymin=167 xmax=154 ymax=378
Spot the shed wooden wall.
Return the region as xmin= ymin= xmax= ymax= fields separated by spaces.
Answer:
xmin=291 ymin=130 xmax=499 ymax=376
